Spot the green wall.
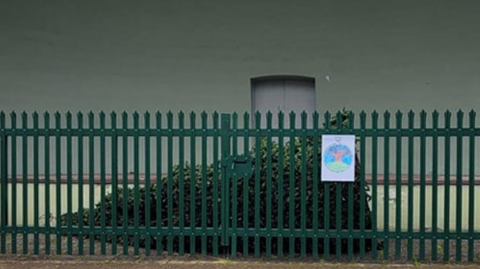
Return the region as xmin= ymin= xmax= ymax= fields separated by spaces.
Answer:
xmin=1 ymin=0 xmax=480 ymax=113
xmin=1 ymin=1 xmax=480 ymax=176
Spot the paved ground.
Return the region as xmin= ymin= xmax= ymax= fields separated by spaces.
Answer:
xmin=4 ymin=234 xmax=480 ymax=263
xmin=0 ymin=259 xmax=478 ymax=269
xmin=2 ymin=235 xmax=480 ymax=268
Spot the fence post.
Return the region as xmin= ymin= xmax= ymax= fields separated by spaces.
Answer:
xmin=0 ymin=112 xmax=7 ymax=254
xmin=220 ymin=114 xmax=231 ymax=247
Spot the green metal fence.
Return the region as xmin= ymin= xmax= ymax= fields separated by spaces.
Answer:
xmin=0 ymin=110 xmax=479 ymax=262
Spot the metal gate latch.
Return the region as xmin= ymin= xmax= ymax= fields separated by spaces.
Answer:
xmin=231 ymin=155 xmax=253 ymax=179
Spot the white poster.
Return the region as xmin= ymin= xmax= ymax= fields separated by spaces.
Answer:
xmin=321 ymin=135 xmax=356 ymax=182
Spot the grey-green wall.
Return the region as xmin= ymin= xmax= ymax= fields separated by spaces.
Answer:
xmin=1 ymin=0 xmax=480 ymax=113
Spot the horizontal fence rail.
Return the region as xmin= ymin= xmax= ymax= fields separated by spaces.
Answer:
xmin=0 ymin=110 xmax=479 ymax=263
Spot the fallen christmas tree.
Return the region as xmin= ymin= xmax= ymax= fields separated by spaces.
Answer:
xmin=63 ymin=110 xmax=380 ymax=255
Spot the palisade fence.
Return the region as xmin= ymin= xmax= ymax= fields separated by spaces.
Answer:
xmin=0 ymin=110 xmax=479 ymax=262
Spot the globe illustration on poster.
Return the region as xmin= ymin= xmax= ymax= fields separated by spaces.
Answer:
xmin=323 ymin=142 xmax=353 ymax=173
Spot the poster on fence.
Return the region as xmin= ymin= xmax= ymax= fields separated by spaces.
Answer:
xmin=321 ymin=135 xmax=356 ymax=182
